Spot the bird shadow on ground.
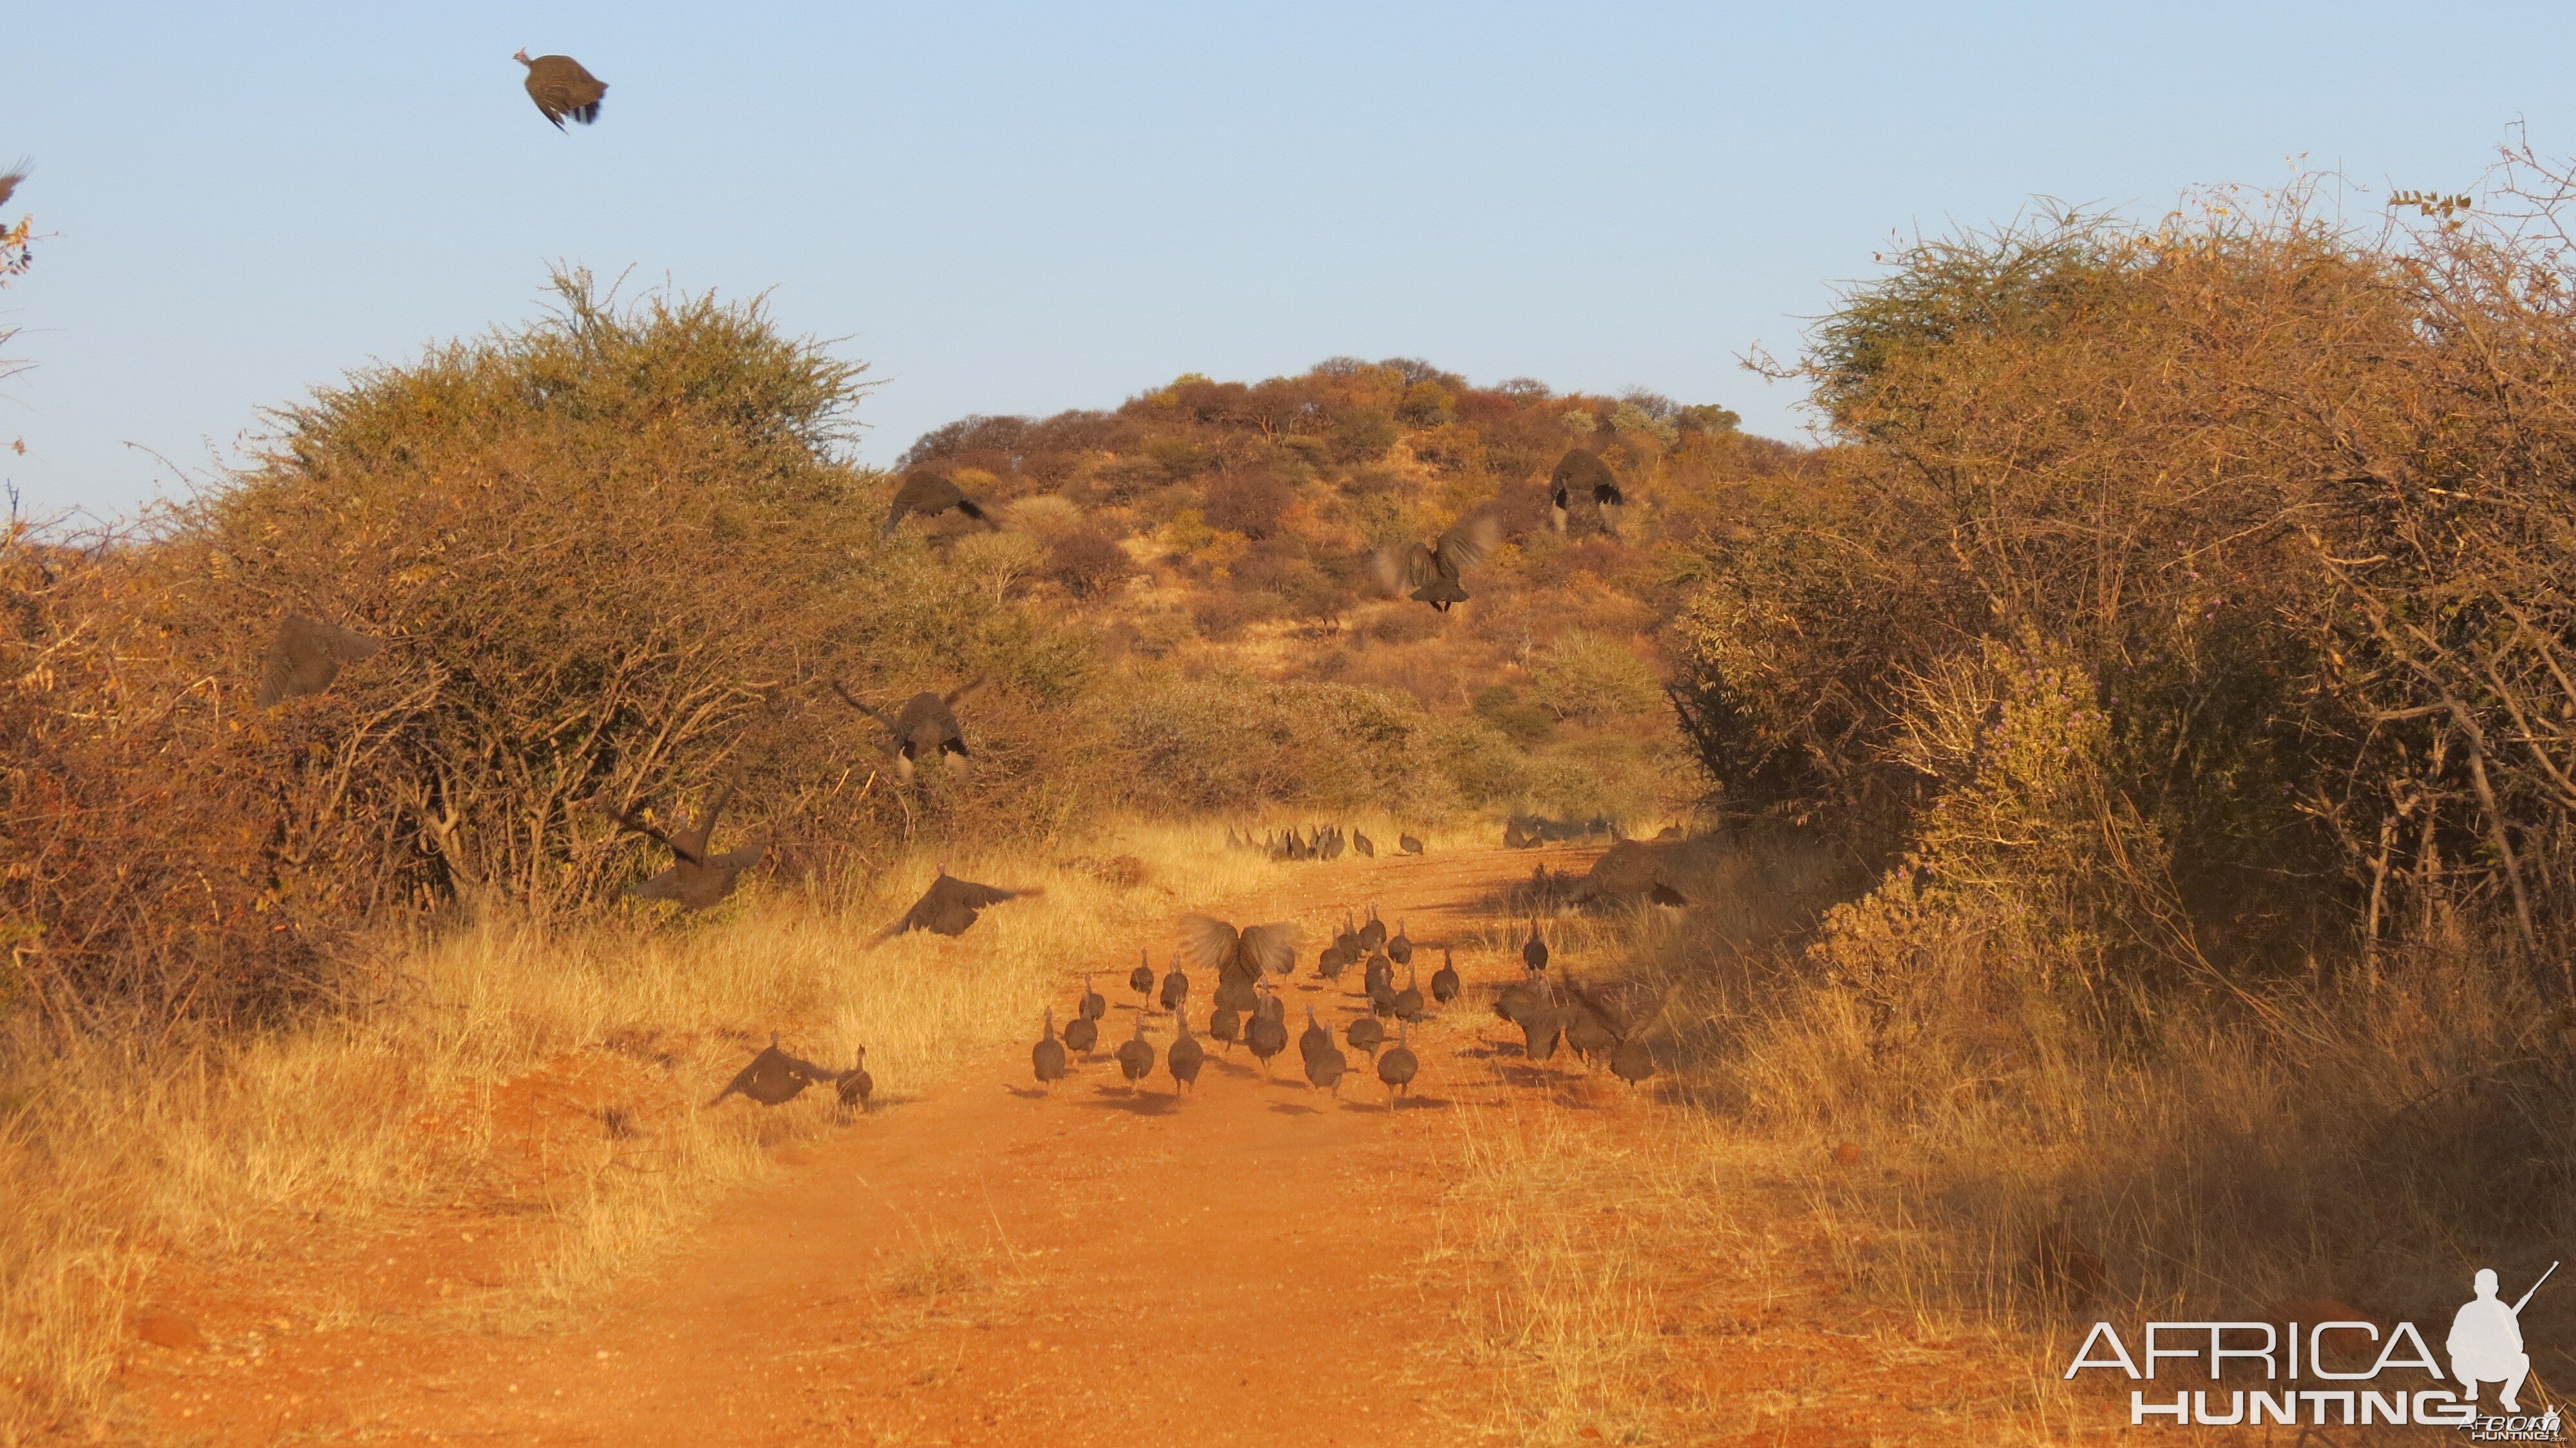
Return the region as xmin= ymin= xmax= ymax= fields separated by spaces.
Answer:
xmin=1371 ymin=1095 xmax=1456 ymax=1113
xmin=1267 ymin=1102 xmax=1321 ymax=1116
xmin=1003 ymin=1085 xmax=1050 ymax=1100
xmin=1075 ymin=1091 xmax=1181 ymax=1118
xmin=1208 ymin=1060 xmax=1260 ymax=1080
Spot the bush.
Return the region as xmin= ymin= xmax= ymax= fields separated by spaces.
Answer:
xmin=1202 ymin=468 xmax=1291 ymax=539
xmin=1528 ymin=631 xmax=1662 ymax=722
xmin=2 ymin=272 xmax=1111 ymax=1032
xmin=1045 ymin=528 xmax=1136 ymax=597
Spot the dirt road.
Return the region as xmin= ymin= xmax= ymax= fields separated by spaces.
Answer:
xmin=123 ymin=845 xmax=1645 ymax=1445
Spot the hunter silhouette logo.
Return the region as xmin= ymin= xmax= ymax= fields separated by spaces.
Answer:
xmin=2453 ymin=1263 xmax=2554 ymax=1415
xmin=2065 ymin=1260 xmax=2562 ymax=1434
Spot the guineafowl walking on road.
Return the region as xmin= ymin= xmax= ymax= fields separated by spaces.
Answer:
xmin=837 ymin=1046 xmax=875 ymax=1112
xmin=1377 ymin=1021 xmax=1419 ymax=1107
xmin=1522 ymin=920 xmax=1549 ymax=977
xmin=1168 ymin=1011 xmax=1206 ymax=1094
xmin=1130 ymin=950 xmax=1156 ymax=999
xmin=1393 ymin=962 xmax=1426 ymax=1024
xmin=1079 ymin=973 xmax=1107 ymax=1024
xmin=1387 ymin=920 xmax=1413 ymax=967
xmin=1430 ymin=948 xmax=1461 ymax=1005
xmin=1345 ymin=1014 xmax=1385 ymax=1062
xmin=1032 ymin=1012 xmax=1068 ymax=1091
xmin=1245 ymin=989 xmax=1289 ymax=1077
xmin=1159 ymin=957 xmax=1189 ymax=1013
xmin=1304 ymin=1038 xmax=1349 ymax=1097
xmin=1298 ymin=1005 xmax=1332 ymax=1066
xmin=1115 ymin=1015 xmax=1155 ymax=1092
xmin=1063 ymin=1009 xmax=1099 ymax=1056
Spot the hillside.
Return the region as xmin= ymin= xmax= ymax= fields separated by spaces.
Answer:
xmin=896 ymin=358 xmax=1802 ymax=827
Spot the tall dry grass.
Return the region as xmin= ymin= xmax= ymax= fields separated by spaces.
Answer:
xmin=0 ymin=821 xmax=1282 ymax=1440
xmin=1426 ymin=829 xmax=2574 ymax=1442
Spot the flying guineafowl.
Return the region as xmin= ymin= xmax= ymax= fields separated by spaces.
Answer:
xmin=1372 ymin=509 xmax=1502 ymax=612
xmin=831 ymin=677 xmax=983 ymax=783
xmin=1430 ymin=947 xmax=1461 ymax=1005
xmin=837 ymin=1046 xmax=875 ymax=1112
xmin=1159 ymin=957 xmax=1189 ymax=1013
xmin=256 ymin=614 xmax=386 ymax=709
xmin=710 ymin=1033 xmax=835 ymax=1107
xmin=513 ymin=49 xmax=607 ymax=129
xmin=590 ymin=783 xmax=768 ymax=912
xmin=1167 ymin=1010 xmax=1206 ymax=1094
xmin=1115 ymin=1015 xmax=1156 ymax=1092
xmin=882 ymin=468 xmax=1003 ymax=536
xmin=1078 ymin=973 xmax=1108 ymax=1024
xmin=1130 ymin=949 xmax=1157 ymax=999
xmin=1376 ymin=1020 xmax=1419 ymax=1107
xmin=870 ymin=866 xmax=1032 ymax=941
xmin=1032 ymin=1011 xmax=1068 ymax=1091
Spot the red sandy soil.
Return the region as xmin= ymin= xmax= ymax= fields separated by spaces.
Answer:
xmin=108 ymin=845 xmax=2065 ymax=1446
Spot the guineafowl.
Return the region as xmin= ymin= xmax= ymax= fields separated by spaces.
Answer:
xmin=833 ymin=1046 xmax=875 ymax=1112
xmin=709 ymin=1033 xmax=833 ymax=1107
xmin=1367 ymin=966 xmax=1399 ymax=1019
xmin=1387 ymin=920 xmax=1413 ymax=967
xmin=1032 ymin=1013 xmax=1068 ymax=1091
xmin=1399 ymin=833 xmax=1425 ymax=855
xmin=1377 ymin=1021 xmax=1419 ymax=1106
xmin=1245 ymin=989 xmax=1289 ymax=1077
xmin=1358 ymin=907 xmax=1387 ymax=954
xmin=1392 ymin=962 xmax=1426 ymax=1023
xmin=1298 ymin=1005 xmax=1332 ymax=1065
xmin=1115 ymin=1015 xmax=1155 ymax=1092
xmin=513 ymin=50 xmax=608 ymax=129
xmin=1352 ymin=828 xmax=1375 ymax=858
xmin=1209 ymin=1003 xmax=1242 ymax=1053
xmin=1345 ymin=1014 xmax=1385 ymax=1062
xmin=1078 ymin=973 xmax=1107 ymax=1023
xmin=1522 ymin=920 xmax=1549 ymax=976
xmin=1430 ymin=948 xmax=1461 ymax=1005
xmin=1178 ymin=914 xmax=1302 ymax=981
xmin=1363 ymin=951 xmax=1394 ymax=1002
xmin=1130 ymin=950 xmax=1156 ymax=998
xmin=1371 ymin=511 xmax=1501 ymax=612
xmin=1159 ymin=957 xmax=1189 ymax=1013
xmin=1304 ymin=1039 xmax=1349 ymax=1097
xmin=1610 ymin=1036 xmax=1656 ymax=1089
xmin=1168 ymin=1011 xmax=1206 ymax=1093
xmin=1063 ymin=1010 xmax=1099 ymax=1056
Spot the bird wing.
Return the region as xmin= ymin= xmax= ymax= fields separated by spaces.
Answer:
xmin=1370 ymin=540 xmax=1439 ymax=595
xmin=777 ymin=1048 xmax=839 ymax=1085
xmin=1594 ymin=479 xmax=1627 ymax=508
xmin=1432 ymin=511 xmax=1502 ymax=576
xmin=1175 ymin=914 xmax=1246 ymax=973
xmin=256 ymin=614 xmax=385 ymax=708
xmin=0 ymin=162 xmax=25 ymax=212
xmin=585 ymin=795 xmax=708 ymax=867
xmin=830 ymin=678 xmax=895 ymax=730
xmin=885 ymin=470 xmax=963 ymax=533
xmin=1236 ymin=922 xmax=1303 ymax=976
xmin=708 ymin=841 xmax=767 ymax=872
xmin=942 ymin=675 xmax=987 ymax=707
xmin=953 ymin=495 xmax=1000 ymax=529
xmin=672 ymin=783 xmax=735 ymax=861
xmin=627 ymin=866 xmax=686 ymax=902
xmin=931 ymin=873 xmax=1021 ymax=911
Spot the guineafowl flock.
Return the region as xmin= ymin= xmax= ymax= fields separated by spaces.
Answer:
xmin=998 ymin=895 xmax=1661 ymax=1111
xmin=1227 ymin=824 xmax=1429 ymax=862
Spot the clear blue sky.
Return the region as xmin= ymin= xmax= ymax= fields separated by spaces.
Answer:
xmin=4 ymin=3 xmax=2570 ymax=521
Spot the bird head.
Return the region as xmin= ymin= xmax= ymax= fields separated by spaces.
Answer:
xmin=513 ymin=48 xmax=532 ymax=64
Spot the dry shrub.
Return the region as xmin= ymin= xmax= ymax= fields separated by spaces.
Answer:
xmin=2 ymin=271 xmax=1109 ymax=1035
xmin=1044 ymin=528 xmax=1135 ymax=597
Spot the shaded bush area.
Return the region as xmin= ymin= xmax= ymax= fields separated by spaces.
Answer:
xmin=2 ymin=274 xmax=1105 ymax=1033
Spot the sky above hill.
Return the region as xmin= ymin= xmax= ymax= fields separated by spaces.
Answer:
xmin=4 ymin=2 xmax=2573 ymax=520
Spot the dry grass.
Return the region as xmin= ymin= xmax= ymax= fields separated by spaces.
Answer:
xmin=1419 ymin=827 xmax=2576 ymax=1442
xmin=0 ymin=819 xmax=1282 ymax=1441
